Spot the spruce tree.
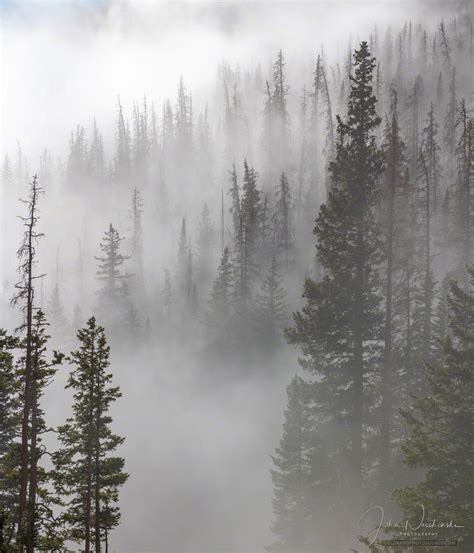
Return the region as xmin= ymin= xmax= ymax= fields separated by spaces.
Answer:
xmin=207 ymin=247 xmax=233 ymax=327
xmin=287 ymin=42 xmax=384 ymax=503
xmin=129 ymin=187 xmax=144 ymax=284
xmin=54 ymin=317 xmax=128 ymax=553
xmin=270 ymin=375 xmax=313 ymax=550
xmin=0 ymin=330 xmax=20 ymax=550
xmin=23 ymin=310 xmax=64 ymax=552
xmin=48 ymin=282 xmax=68 ymax=334
xmin=95 ymin=224 xmax=133 ymax=334
xmin=161 ymin=269 xmax=173 ymax=320
xmin=272 ymin=173 xmax=295 ymax=270
xmin=393 ymin=269 xmax=474 ymax=552
xmin=196 ymin=203 xmax=215 ymax=284
xmin=256 ymin=256 xmax=288 ymax=348
xmin=228 ymin=164 xmax=240 ymax=240
xmin=378 ymin=87 xmax=411 ymax=494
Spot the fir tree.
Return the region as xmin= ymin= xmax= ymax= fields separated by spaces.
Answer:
xmin=378 ymin=87 xmax=411 ymax=494
xmin=48 ymin=282 xmax=68 ymax=334
xmin=256 ymin=256 xmax=288 ymax=348
xmin=196 ymin=203 xmax=215 ymax=284
xmin=272 ymin=173 xmax=295 ymax=270
xmin=0 ymin=330 xmax=20 ymax=550
xmin=54 ymin=318 xmax=128 ymax=553
xmin=114 ymin=98 xmax=131 ymax=183
xmin=207 ymin=247 xmax=234 ymax=328
xmin=393 ymin=269 xmax=474 ymax=552
xmin=287 ymin=43 xmax=384 ymax=505
xmin=95 ymin=224 xmax=133 ymax=335
xmin=228 ymin=164 xmax=240 ymax=240
xmin=129 ymin=187 xmax=145 ymax=294
xmin=270 ymin=375 xmax=313 ymax=550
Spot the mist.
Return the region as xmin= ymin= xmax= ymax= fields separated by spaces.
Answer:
xmin=1 ymin=1 xmax=472 ymax=552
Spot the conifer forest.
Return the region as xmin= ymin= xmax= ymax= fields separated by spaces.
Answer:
xmin=0 ymin=1 xmax=473 ymax=552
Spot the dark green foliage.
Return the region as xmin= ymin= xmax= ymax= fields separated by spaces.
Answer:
xmin=285 ymin=44 xmax=385 ymax=541
xmin=393 ymin=269 xmax=474 ymax=552
xmin=270 ymin=375 xmax=313 ymax=550
xmin=54 ymin=317 xmax=128 ymax=551
xmin=0 ymin=330 xmax=20 ymax=550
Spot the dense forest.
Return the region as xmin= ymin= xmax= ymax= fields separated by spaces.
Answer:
xmin=0 ymin=3 xmax=473 ymax=552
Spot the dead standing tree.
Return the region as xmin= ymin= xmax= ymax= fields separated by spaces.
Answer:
xmin=11 ymin=175 xmax=45 ymax=550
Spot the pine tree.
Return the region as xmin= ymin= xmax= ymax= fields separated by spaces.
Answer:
xmin=271 ymin=49 xmax=290 ymax=167
xmin=393 ymin=269 xmax=474 ymax=552
xmin=270 ymin=375 xmax=313 ymax=550
xmin=196 ymin=203 xmax=215 ymax=284
xmin=240 ymin=160 xmax=262 ymax=258
xmin=228 ymin=164 xmax=240 ymax=240
xmin=207 ymin=247 xmax=234 ymax=327
xmin=378 ymin=87 xmax=411 ymax=494
xmin=451 ymin=100 xmax=474 ymax=284
xmin=272 ymin=173 xmax=295 ymax=270
xmin=443 ymin=67 xmax=457 ymax=177
xmin=177 ymin=218 xmax=188 ymax=300
xmin=129 ymin=187 xmax=145 ymax=294
xmin=161 ymin=269 xmax=173 ymax=320
xmin=114 ymin=98 xmax=131 ymax=183
xmin=420 ymin=103 xmax=442 ymax=213
xmin=11 ymin=175 xmax=45 ymax=548
xmin=54 ymin=318 xmax=128 ymax=553
xmin=287 ymin=43 xmax=384 ymax=505
xmin=23 ymin=310 xmax=64 ymax=552
xmin=95 ymin=224 xmax=133 ymax=335
xmin=414 ymin=105 xmax=440 ymax=371
xmin=256 ymin=256 xmax=288 ymax=348
xmin=89 ymin=118 xmax=105 ymax=184
xmin=48 ymin=282 xmax=68 ymax=333
xmin=0 ymin=330 xmax=20 ymax=550
xmin=231 ymin=160 xmax=263 ymax=325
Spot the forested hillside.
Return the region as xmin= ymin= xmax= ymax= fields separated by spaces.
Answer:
xmin=0 ymin=3 xmax=473 ymax=552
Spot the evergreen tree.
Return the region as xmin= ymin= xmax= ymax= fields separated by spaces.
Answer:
xmin=287 ymin=43 xmax=384 ymax=510
xmin=23 ymin=311 xmax=64 ymax=552
xmin=95 ymin=224 xmax=133 ymax=335
xmin=48 ymin=282 xmax=68 ymax=333
xmin=451 ymin=100 xmax=473 ymax=284
xmin=393 ymin=269 xmax=474 ymax=552
xmin=196 ymin=203 xmax=215 ymax=284
xmin=256 ymin=256 xmax=288 ymax=348
xmin=54 ymin=318 xmax=128 ymax=553
xmin=89 ymin=118 xmax=105 ymax=184
xmin=272 ymin=173 xmax=295 ymax=270
xmin=129 ymin=187 xmax=145 ymax=294
xmin=161 ymin=269 xmax=173 ymax=320
xmin=270 ymin=375 xmax=313 ymax=550
xmin=378 ymin=87 xmax=413 ymax=495
xmin=228 ymin=164 xmax=240 ymax=240
xmin=207 ymin=247 xmax=234 ymax=328
xmin=114 ymin=98 xmax=131 ymax=183
xmin=176 ymin=218 xmax=188 ymax=301
xmin=11 ymin=175 xmax=45 ymax=548
xmin=0 ymin=330 xmax=20 ymax=551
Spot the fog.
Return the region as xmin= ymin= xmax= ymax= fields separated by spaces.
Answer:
xmin=0 ymin=1 xmax=471 ymax=552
